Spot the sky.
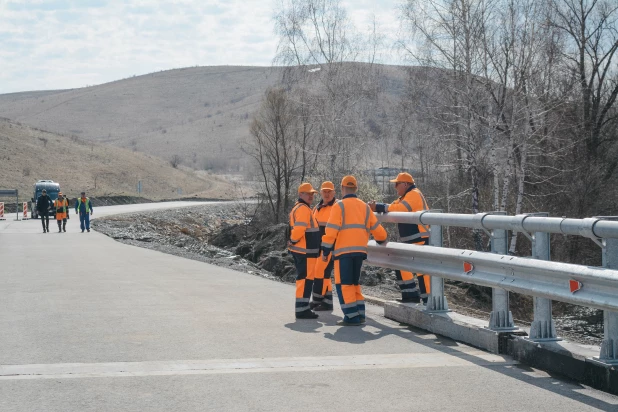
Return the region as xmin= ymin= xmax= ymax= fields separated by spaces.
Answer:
xmin=0 ymin=0 xmax=402 ymax=94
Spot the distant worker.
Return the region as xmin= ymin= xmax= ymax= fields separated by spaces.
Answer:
xmin=321 ymin=176 xmax=387 ymax=326
xmin=310 ymin=181 xmax=337 ymax=311
xmin=36 ymin=189 xmax=52 ymax=233
xmin=369 ymin=172 xmax=431 ymax=304
xmin=54 ymin=192 xmax=69 ymax=233
xmin=75 ymin=191 xmax=93 ymax=233
xmin=288 ymin=183 xmax=321 ymax=319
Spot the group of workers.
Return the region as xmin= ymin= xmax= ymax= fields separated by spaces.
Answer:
xmin=36 ymin=190 xmax=94 ymax=233
xmin=288 ymin=172 xmax=431 ymax=326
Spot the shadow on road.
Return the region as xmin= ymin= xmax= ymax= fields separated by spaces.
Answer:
xmin=290 ymin=309 xmax=616 ymax=410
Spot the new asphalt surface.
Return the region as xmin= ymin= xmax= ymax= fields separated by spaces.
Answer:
xmin=1 ymin=202 xmax=617 ymax=411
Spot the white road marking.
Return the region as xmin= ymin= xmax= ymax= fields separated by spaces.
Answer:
xmin=0 ymin=352 xmax=516 ymax=380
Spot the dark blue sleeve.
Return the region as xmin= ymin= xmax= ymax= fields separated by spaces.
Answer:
xmin=321 ymin=245 xmax=333 ymax=258
xmin=375 ymin=203 xmax=388 ymax=213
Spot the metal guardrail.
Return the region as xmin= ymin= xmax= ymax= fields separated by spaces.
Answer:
xmin=377 ymin=211 xmax=618 ymax=243
xmin=369 ymin=211 xmax=618 ymax=365
xmin=367 ymin=242 xmax=618 ymax=312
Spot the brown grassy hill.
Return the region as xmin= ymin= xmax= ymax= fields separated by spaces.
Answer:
xmin=0 ymin=66 xmax=284 ymax=172
xmin=0 ymin=65 xmax=414 ymax=173
xmin=0 ymin=118 xmax=235 ymax=201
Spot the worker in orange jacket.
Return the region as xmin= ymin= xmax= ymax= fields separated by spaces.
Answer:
xmin=369 ymin=172 xmax=431 ymax=304
xmin=289 ymin=183 xmax=321 ymax=319
xmin=53 ymin=192 xmax=69 ymax=233
xmin=321 ymin=176 xmax=388 ymax=326
xmin=311 ymin=181 xmax=337 ymax=311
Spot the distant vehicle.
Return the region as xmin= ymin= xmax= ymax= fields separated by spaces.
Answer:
xmin=31 ymin=180 xmax=60 ymax=219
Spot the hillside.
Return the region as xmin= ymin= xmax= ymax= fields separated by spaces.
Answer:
xmin=0 ymin=65 xmax=412 ymax=172
xmin=0 ymin=66 xmax=283 ymax=172
xmin=0 ymin=118 xmax=235 ymax=201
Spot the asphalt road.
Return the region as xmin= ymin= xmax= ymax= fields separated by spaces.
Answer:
xmin=1 ymin=202 xmax=617 ymax=411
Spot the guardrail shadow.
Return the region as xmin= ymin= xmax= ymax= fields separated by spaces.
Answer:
xmin=385 ymin=317 xmax=616 ymax=409
xmin=288 ymin=309 xmax=616 ymax=409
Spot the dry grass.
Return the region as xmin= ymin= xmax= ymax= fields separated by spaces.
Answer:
xmin=0 ymin=119 xmax=236 ymax=200
xmin=0 ymin=66 xmax=283 ymax=172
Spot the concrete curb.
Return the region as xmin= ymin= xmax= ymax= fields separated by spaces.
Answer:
xmin=384 ymin=301 xmax=503 ymax=354
xmin=508 ymin=336 xmax=618 ymax=395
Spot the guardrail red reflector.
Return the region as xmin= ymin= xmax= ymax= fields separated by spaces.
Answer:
xmin=463 ymin=262 xmax=474 ymax=273
xmin=569 ymin=280 xmax=582 ymax=293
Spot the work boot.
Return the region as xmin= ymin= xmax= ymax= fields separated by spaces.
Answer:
xmin=310 ymin=301 xmax=321 ymax=310
xmin=87 ymin=229 xmax=90 ymax=232
xmin=313 ymin=303 xmax=333 ymax=312
xmin=296 ymin=310 xmax=319 ymax=319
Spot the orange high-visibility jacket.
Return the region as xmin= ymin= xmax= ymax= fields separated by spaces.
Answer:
xmin=54 ymin=198 xmax=69 ymax=213
xmin=313 ymin=198 xmax=337 ymax=237
xmin=288 ymin=200 xmax=320 ymax=257
xmin=376 ymin=185 xmax=429 ymax=243
xmin=321 ymin=194 xmax=387 ymax=259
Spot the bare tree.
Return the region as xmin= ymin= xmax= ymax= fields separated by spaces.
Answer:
xmin=244 ymin=88 xmax=303 ymax=223
xmin=549 ymin=0 xmax=618 ymax=159
xmin=274 ymin=0 xmax=385 ymax=178
xmin=400 ymin=0 xmax=494 ymax=249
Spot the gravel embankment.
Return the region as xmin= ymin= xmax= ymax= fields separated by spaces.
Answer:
xmin=93 ymin=203 xmax=603 ymax=346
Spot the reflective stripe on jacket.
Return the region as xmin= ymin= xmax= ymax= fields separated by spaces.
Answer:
xmin=313 ymin=198 xmax=337 ymax=237
xmin=376 ymin=185 xmax=429 ymax=243
xmin=54 ymin=198 xmax=68 ymax=213
xmin=76 ymin=197 xmax=92 ymax=214
xmin=321 ymin=194 xmax=387 ymax=259
xmin=288 ymin=200 xmax=320 ymax=257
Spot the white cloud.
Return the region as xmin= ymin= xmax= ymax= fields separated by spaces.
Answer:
xmin=0 ymin=0 xmax=401 ymax=93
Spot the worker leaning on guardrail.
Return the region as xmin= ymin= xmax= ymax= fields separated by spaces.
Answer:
xmin=288 ymin=183 xmax=322 ymax=320
xmin=310 ymin=181 xmax=337 ymax=312
xmin=320 ymin=175 xmax=388 ymax=326
xmin=369 ymin=172 xmax=431 ymax=304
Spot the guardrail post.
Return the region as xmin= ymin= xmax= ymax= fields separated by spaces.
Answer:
xmin=488 ymin=224 xmax=517 ymax=331
xmin=426 ymin=210 xmax=449 ymax=313
xmin=529 ymin=215 xmax=559 ymax=341
xmin=599 ymin=237 xmax=618 ymax=364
